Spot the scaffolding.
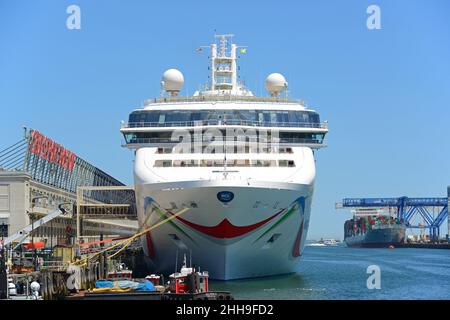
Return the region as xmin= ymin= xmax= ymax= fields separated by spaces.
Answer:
xmin=76 ymin=185 xmax=137 ymax=253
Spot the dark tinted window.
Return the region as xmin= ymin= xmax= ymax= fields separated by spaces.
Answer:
xmin=128 ymin=109 xmax=320 ymax=127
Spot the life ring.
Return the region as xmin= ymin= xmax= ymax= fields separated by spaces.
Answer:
xmin=66 ymin=225 xmax=73 ymax=234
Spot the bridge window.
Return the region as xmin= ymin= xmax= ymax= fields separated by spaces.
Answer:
xmin=128 ymin=109 xmax=321 ymax=127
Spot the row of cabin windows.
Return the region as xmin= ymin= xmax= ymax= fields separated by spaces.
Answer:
xmin=154 ymin=159 xmax=295 ymax=168
xmin=156 ymin=147 xmax=294 ymax=154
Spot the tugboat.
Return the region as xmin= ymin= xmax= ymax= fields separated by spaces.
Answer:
xmin=166 ymin=254 xmax=209 ymax=294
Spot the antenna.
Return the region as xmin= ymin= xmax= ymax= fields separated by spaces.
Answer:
xmin=162 ymin=69 xmax=184 ymax=96
xmin=183 ymin=253 xmax=187 ymax=268
xmin=159 ymin=81 xmax=164 ymax=97
xmin=175 ymin=248 xmax=178 ymax=273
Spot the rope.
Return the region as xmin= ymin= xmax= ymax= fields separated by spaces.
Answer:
xmin=79 ymin=236 xmax=130 ymax=247
xmin=107 ymin=207 xmax=189 ymax=259
xmin=73 ymin=206 xmax=189 ymax=266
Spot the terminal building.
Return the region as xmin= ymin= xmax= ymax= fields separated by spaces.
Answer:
xmin=0 ymin=128 xmax=137 ymax=247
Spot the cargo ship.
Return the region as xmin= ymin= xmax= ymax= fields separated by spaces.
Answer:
xmin=344 ymin=214 xmax=406 ymax=248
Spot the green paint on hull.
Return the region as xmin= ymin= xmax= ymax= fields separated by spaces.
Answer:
xmin=151 ymin=204 xmax=196 ymax=243
xmin=253 ymin=197 xmax=306 ymax=243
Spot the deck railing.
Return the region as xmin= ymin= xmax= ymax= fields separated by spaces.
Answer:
xmin=144 ymin=95 xmax=304 ymax=105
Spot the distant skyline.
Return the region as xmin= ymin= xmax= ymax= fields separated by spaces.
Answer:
xmin=1 ymin=1 xmax=449 ymax=239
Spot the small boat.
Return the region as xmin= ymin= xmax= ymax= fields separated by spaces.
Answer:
xmin=306 ymin=238 xmax=340 ymax=247
xmin=106 ymin=262 xmax=133 ymax=281
xmin=167 ymin=254 xmax=209 ymax=294
xmin=145 ymin=274 xmax=161 ymax=286
xmin=322 ymin=238 xmax=339 ymax=246
xmin=307 ymin=243 xmax=326 ymax=247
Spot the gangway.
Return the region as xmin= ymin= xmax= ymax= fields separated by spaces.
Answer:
xmin=336 ymin=196 xmax=449 ymax=241
xmin=75 ymin=185 xmax=137 ymax=254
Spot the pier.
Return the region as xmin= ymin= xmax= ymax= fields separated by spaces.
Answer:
xmin=0 ymin=128 xmax=140 ymax=300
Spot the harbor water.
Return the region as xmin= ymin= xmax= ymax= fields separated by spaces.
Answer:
xmin=210 ymin=246 xmax=450 ymax=300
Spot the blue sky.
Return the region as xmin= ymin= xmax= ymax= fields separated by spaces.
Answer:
xmin=1 ymin=1 xmax=449 ymax=239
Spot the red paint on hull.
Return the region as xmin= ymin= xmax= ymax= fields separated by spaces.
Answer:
xmin=173 ymin=208 xmax=285 ymax=239
xmin=145 ymin=231 xmax=155 ymax=258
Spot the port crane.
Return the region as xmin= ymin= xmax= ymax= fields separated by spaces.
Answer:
xmin=336 ymin=196 xmax=449 ymax=241
xmin=0 ymin=203 xmax=70 ymax=249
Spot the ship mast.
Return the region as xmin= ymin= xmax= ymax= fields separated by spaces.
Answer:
xmin=210 ymin=34 xmax=238 ymax=92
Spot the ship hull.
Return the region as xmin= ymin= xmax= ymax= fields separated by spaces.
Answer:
xmin=344 ymin=227 xmax=406 ymax=248
xmin=135 ymin=180 xmax=313 ymax=280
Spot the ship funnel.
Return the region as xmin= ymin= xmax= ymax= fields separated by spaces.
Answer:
xmin=162 ymin=69 xmax=184 ymax=96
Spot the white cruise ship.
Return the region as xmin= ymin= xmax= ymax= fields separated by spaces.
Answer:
xmin=120 ymin=35 xmax=328 ymax=280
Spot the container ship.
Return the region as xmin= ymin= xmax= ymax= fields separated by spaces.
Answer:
xmin=120 ymin=34 xmax=328 ymax=280
xmin=344 ymin=214 xmax=406 ymax=248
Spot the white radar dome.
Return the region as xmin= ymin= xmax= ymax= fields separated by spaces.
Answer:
xmin=265 ymin=73 xmax=288 ymax=96
xmin=162 ymin=69 xmax=184 ymax=95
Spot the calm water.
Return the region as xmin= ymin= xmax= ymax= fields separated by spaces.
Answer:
xmin=209 ymin=246 xmax=450 ymax=299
